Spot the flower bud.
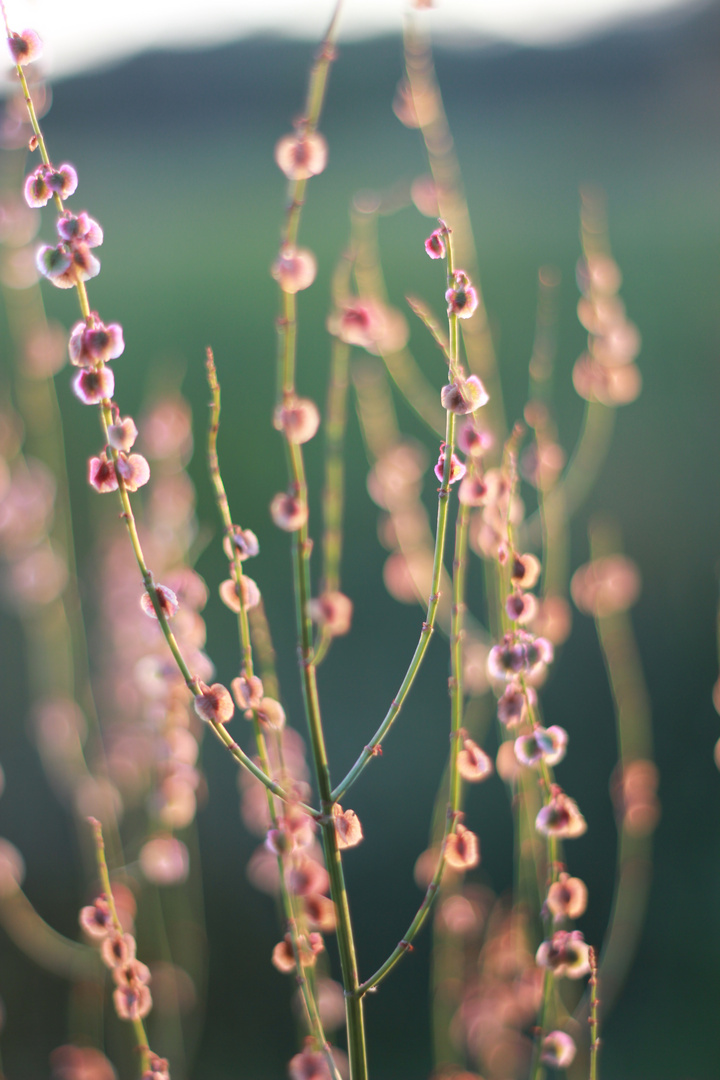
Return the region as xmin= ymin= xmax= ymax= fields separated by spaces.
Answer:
xmin=274 ymin=131 xmax=328 ymax=179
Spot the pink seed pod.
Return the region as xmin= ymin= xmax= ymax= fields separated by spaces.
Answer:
xmin=57 ymin=211 xmax=103 ymax=248
xmin=38 ymin=241 xmax=99 ymax=289
xmin=193 ymin=682 xmax=235 ymax=724
xmin=457 ymin=735 xmax=493 ymax=783
xmin=45 ymin=163 xmax=78 ymax=200
xmin=496 ymin=681 xmax=532 ymax=728
xmin=68 ymin=317 xmax=125 ymax=366
xmin=571 ymin=554 xmax=641 ymax=617
xmin=536 ymin=930 xmax=591 ymax=979
xmin=113 ymin=983 xmax=152 ymax=1022
xmin=333 ymin=805 xmax=363 ymax=849
xmin=100 ymin=932 xmax=136 ymax=970
xmin=223 ymin=527 xmax=259 ymax=561
xmin=445 ymin=270 xmax=478 ymax=319
xmin=273 ymin=397 xmax=321 ymax=444
xmin=458 ymin=473 xmax=488 ymax=507
xmin=78 ymin=896 xmax=113 ymax=940
xmin=113 ymin=956 xmax=151 ymax=989
xmin=457 ymin=420 xmax=493 ymax=457
xmin=434 ymin=444 xmax=466 ymax=485
xmin=219 ymin=575 xmax=261 ymax=613
xmin=271 ymin=245 xmax=317 ymax=293
xmin=287 ymin=856 xmax=330 ymax=897
xmin=444 ymin=822 xmax=479 ymax=871
xmin=8 ymin=29 xmax=43 ymax=66
xmin=88 ymin=452 xmax=119 ymax=493
xmin=546 ymin=872 xmax=588 ymax=922
xmin=231 ymin=673 xmax=264 ymax=712
xmin=23 ymin=166 xmax=51 ymax=207
xmin=424 ymin=228 xmax=446 ymax=259
xmin=140 ymin=584 xmax=179 ymax=621
xmin=505 ymin=589 xmax=538 ymax=625
xmin=536 ymin=789 xmax=587 ymax=839
xmin=541 ymin=1031 xmax=576 ymax=1069
xmin=274 ymin=131 xmax=328 ymax=179
xmin=36 ymin=244 xmax=72 ymax=280
xmin=440 ymin=375 xmax=489 ymax=414
xmin=72 ymin=366 xmax=115 ymax=405
xmin=510 ymin=552 xmax=541 ymax=589
xmin=115 ymin=453 xmax=150 ymax=492
xmin=107 ymin=416 xmax=138 ymax=451
xmin=270 ymin=490 xmax=307 ymax=532
xmin=289 ymin=1044 xmax=338 ymax=1080
xmin=326 ymin=300 xmax=384 ymax=350
xmin=514 ymin=725 xmax=567 ymax=768
xmin=308 ymin=590 xmax=353 ymax=636
xmin=255 ymin=696 xmax=286 ymax=730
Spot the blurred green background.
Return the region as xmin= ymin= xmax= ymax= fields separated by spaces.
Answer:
xmin=1 ymin=2 xmax=720 ymax=1077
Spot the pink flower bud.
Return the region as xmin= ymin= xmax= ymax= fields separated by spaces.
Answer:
xmin=140 ymin=584 xmax=179 ymax=620
xmin=270 ymin=491 xmax=307 ymax=532
xmin=440 ymin=375 xmax=489 ymax=414
xmin=274 ymin=131 xmax=328 ymax=179
xmin=333 ymin=805 xmax=363 ymax=849
xmin=72 ymin=366 xmax=114 ymax=404
xmin=457 ymin=735 xmax=493 ymax=782
xmin=271 ymin=245 xmax=317 ymax=293
xmin=445 ymin=270 xmax=478 ymax=319
xmin=139 ymin=836 xmax=190 ymax=886
xmin=541 ymin=1031 xmax=576 ymax=1068
xmin=434 ymin=444 xmax=465 ymax=485
xmin=115 ymin=453 xmax=150 ymax=492
xmin=219 ymin=575 xmax=261 ymax=613
xmin=193 ymin=682 xmax=234 ymax=724
xmin=546 ymin=872 xmax=588 ymax=922
xmin=274 ymin=397 xmax=320 ymax=444
xmin=231 ymin=673 xmax=264 ymax=711
xmin=8 ymin=29 xmax=43 ymax=66
xmin=444 ymin=822 xmax=479 ymax=871
xmin=88 ymin=452 xmax=119 ymax=493
xmin=24 ymin=167 xmax=51 ymax=208
xmin=57 ymin=212 xmax=103 ymax=248
xmin=308 ymin=591 xmax=353 ymax=636
xmin=536 ymin=789 xmax=587 ymax=839
xmin=68 ymin=317 xmax=125 ymax=366
xmin=46 ymin=163 xmax=78 ymax=200
xmin=107 ymin=416 xmax=138 ymax=451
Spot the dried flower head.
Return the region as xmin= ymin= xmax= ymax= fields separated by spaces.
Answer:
xmin=536 ymin=930 xmax=591 ymax=978
xmin=271 ymin=245 xmax=317 ymax=292
xmin=546 ymin=872 xmax=588 ymax=921
xmin=274 ymin=131 xmax=328 ymax=179
xmin=445 ymin=822 xmax=480 ymax=871
xmin=193 ymin=682 xmax=235 ymax=724
xmin=536 ymin=789 xmax=587 ymax=839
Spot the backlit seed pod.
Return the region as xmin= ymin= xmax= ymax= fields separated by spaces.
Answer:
xmin=457 ymin=736 xmax=493 ymax=782
xmin=440 ymin=375 xmax=489 ymax=414
xmin=36 ymin=244 xmax=72 ymax=280
xmin=333 ymin=805 xmax=363 ymax=849
xmin=57 ymin=211 xmax=103 ymax=248
xmin=274 ymin=131 xmax=328 ymax=179
xmin=308 ymin=591 xmax=353 ymax=636
xmin=488 ymin=631 xmax=554 ymax=682
xmin=255 ymin=696 xmax=286 ymax=730
xmin=424 ymin=228 xmax=446 ymax=259
xmin=536 ymin=930 xmax=591 ymax=978
xmin=303 ymin=894 xmax=337 ymax=932
xmin=223 ymin=527 xmax=259 ymax=561
xmin=100 ymin=932 xmax=136 ymax=970
xmin=546 ymin=872 xmax=588 ymax=921
xmin=536 ymin=789 xmax=587 ymax=839
xmin=45 ymin=163 xmax=78 ymax=200
xmin=270 ymin=491 xmax=307 ymax=532
xmin=510 ymin=552 xmax=541 ymax=589
xmin=505 ymin=590 xmax=538 ymax=625
xmin=444 ymin=823 xmax=480 ymax=871
xmin=327 ymin=300 xmax=386 ymax=350
xmin=88 ymin=452 xmax=119 ymax=493
xmin=193 ymin=682 xmax=234 ymax=724
xmin=434 ymin=444 xmax=466 ymax=485
xmin=541 ymin=1031 xmax=576 ymax=1068
xmin=113 ymin=983 xmax=152 ymax=1022
xmin=140 ymin=585 xmax=179 ymax=621
xmin=271 ymin=245 xmax=317 ymax=292
xmin=115 ymin=452 xmax=150 ymax=492
xmin=445 ymin=270 xmax=478 ymax=319
xmin=289 ymin=1045 xmax=335 ymax=1080
xmin=273 ymin=397 xmax=320 ymax=444
xmin=457 ymin=420 xmax=493 ymax=457
xmin=24 ymin=167 xmax=51 ymax=207
xmin=73 ymin=365 xmax=114 ymax=404
xmin=113 ymin=957 xmax=151 ymax=989
xmin=220 ymin=575 xmax=261 ymax=613
xmin=8 ymin=29 xmax=43 ymax=66
xmin=458 ymin=474 xmax=488 ymax=507
xmin=68 ymin=317 xmax=125 ymax=366
xmin=514 ymin=725 xmax=567 ymax=768
xmin=231 ymin=673 xmax=264 ymax=712
xmin=79 ymin=896 xmax=113 ymax=940
xmin=287 ymin=856 xmax=330 ymax=897
xmin=107 ymin=416 xmax=138 ymax=451
xmin=571 ymin=554 xmax=641 ymax=617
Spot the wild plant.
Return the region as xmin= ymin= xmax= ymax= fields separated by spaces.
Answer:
xmin=0 ymin=3 xmax=657 ymax=1079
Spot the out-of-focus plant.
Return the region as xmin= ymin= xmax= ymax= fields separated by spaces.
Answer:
xmin=0 ymin=3 xmax=658 ymax=1079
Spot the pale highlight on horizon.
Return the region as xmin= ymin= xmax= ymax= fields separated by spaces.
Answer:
xmin=0 ymin=0 xmax=705 ymax=80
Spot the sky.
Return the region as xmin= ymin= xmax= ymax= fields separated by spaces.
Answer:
xmin=0 ymin=0 xmax=705 ymax=80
